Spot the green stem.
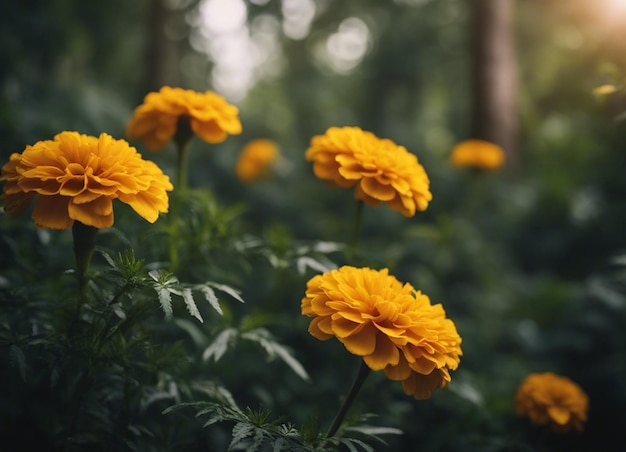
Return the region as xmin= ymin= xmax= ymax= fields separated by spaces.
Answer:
xmin=175 ymin=140 xmax=190 ymax=194
xmin=72 ymin=221 xmax=98 ymax=318
xmin=169 ymin=118 xmax=193 ymax=273
xmin=326 ymin=360 xmax=371 ymax=438
xmin=348 ymin=200 xmax=364 ymax=261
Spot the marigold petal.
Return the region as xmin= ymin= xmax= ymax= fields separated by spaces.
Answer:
xmin=372 ymin=322 xmax=408 ymax=340
xmin=363 ymin=336 xmax=399 ymax=370
xmin=117 ymin=191 xmax=164 ymax=223
xmin=384 ymin=358 xmax=413 ymax=381
xmin=354 ymin=183 xmax=382 ymax=207
xmin=330 ymin=316 xmax=365 ymax=338
xmin=359 ymin=177 xmax=397 ymax=201
xmin=19 ymin=174 xmax=63 ymax=195
xmin=548 ymin=406 xmax=572 ymax=425
xmin=73 ymin=189 xmax=108 ymax=204
xmin=339 ymin=322 xmax=377 ymax=356
xmin=191 ymin=119 xmax=229 ymax=144
xmin=408 ymin=357 xmax=438 ymax=375
xmin=308 ymin=317 xmax=334 ymax=340
xmin=2 ymin=191 xmax=36 ymax=217
xmin=32 ymin=195 xmax=73 ymax=229
xmin=69 ymin=196 xmax=114 ymax=228
xmin=402 ymin=369 xmax=447 ymax=400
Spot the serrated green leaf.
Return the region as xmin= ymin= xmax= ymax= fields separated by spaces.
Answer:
xmin=148 ymin=269 xmax=161 ymax=283
xmin=229 ymin=422 xmax=255 ymax=449
xmin=181 ymin=287 xmax=203 ymax=323
xmin=199 ymin=285 xmax=223 ymax=315
xmin=345 ymin=425 xmax=403 ymax=444
xmin=266 ymin=341 xmax=310 ymax=381
xmin=208 ymin=282 xmax=245 ymax=304
xmin=272 ymin=437 xmax=285 ymax=452
xmin=345 ymin=426 xmax=403 ymax=436
xmin=296 ymin=256 xmax=333 ymax=274
xmin=202 ymin=415 xmax=226 ymax=428
xmin=100 ymin=250 xmax=117 ymax=268
xmin=155 ymin=286 xmax=173 ymax=320
xmin=241 ymin=328 xmax=309 ymax=381
xmin=191 ymin=381 xmax=242 ymax=412
xmin=312 ymin=241 xmax=344 ymax=254
xmin=249 ymin=427 xmax=265 ymax=452
xmin=203 ymin=328 xmax=237 ymax=362
xmin=338 ymin=437 xmax=373 ymax=452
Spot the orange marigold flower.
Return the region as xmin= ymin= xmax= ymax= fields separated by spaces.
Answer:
xmin=305 ymin=127 xmax=432 ymax=218
xmin=1 ymin=131 xmax=173 ymax=230
xmin=515 ymin=372 xmax=589 ymax=432
xmin=236 ymin=139 xmax=279 ymax=182
xmin=450 ymin=139 xmax=505 ymax=170
xmin=126 ymin=86 xmax=242 ymax=151
xmin=301 ymin=266 xmax=462 ymax=400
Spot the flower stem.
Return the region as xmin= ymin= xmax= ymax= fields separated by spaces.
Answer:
xmin=169 ymin=119 xmax=192 ymax=273
xmin=348 ymin=200 xmax=364 ymax=260
xmin=72 ymin=221 xmax=98 ymax=314
xmin=175 ymin=141 xmax=190 ymax=194
xmin=326 ymin=360 xmax=371 ymax=438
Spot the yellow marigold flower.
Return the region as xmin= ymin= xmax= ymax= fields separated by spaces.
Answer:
xmin=236 ymin=139 xmax=279 ymax=182
xmin=450 ymin=139 xmax=505 ymax=170
xmin=515 ymin=372 xmax=589 ymax=432
xmin=301 ymin=266 xmax=462 ymax=400
xmin=126 ymin=86 xmax=242 ymax=151
xmin=1 ymin=131 xmax=173 ymax=230
xmin=305 ymin=126 xmax=432 ymax=218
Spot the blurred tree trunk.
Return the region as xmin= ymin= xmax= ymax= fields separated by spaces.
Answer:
xmin=147 ymin=0 xmax=180 ymax=90
xmin=470 ymin=0 xmax=519 ymax=169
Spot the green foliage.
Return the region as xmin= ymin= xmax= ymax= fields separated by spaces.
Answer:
xmin=163 ymin=403 xmax=402 ymax=452
xmin=2 ymin=0 xmax=626 ymax=451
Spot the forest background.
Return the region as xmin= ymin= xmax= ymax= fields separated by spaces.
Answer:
xmin=1 ymin=0 xmax=626 ymax=451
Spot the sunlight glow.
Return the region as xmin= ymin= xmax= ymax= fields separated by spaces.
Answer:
xmin=312 ymin=17 xmax=370 ymax=74
xmin=325 ymin=17 xmax=370 ymax=73
xmin=193 ymin=0 xmax=282 ymax=101
xmin=607 ymin=0 xmax=626 ymax=11
xmin=282 ymin=0 xmax=316 ymax=40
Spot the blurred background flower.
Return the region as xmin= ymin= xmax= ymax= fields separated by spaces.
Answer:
xmin=515 ymin=372 xmax=589 ymax=432
xmin=235 ymin=138 xmax=279 ymax=183
xmin=450 ymin=139 xmax=506 ymax=170
xmin=126 ymin=86 xmax=242 ymax=152
xmin=305 ymin=126 xmax=431 ymax=218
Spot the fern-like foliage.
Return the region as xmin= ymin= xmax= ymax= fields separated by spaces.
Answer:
xmin=162 ymin=403 xmax=402 ymax=451
xmin=203 ymin=326 xmax=310 ymax=381
xmin=148 ymin=269 xmax=244 ymax=322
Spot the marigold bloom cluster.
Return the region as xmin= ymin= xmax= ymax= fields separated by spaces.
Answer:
xmin=515 ymin=372 xmax=589 ymax=432
xmin=301 ymin=266 xmax=462 ymax=399
xmin=1 ymin=131 xmax=173 ymax=229
xmin=305 ymin=127 xmax=432 ymax=218
xmin=126 ymin=86 xmax=242 ymax=151
xmin=450 ymin=139 xmax=505 ymax=170
xmin=236 ymin=139 xmax=279 ymax=182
